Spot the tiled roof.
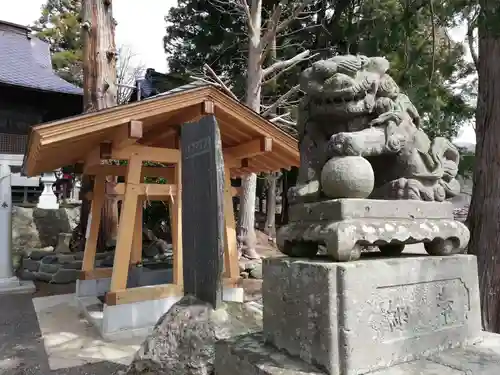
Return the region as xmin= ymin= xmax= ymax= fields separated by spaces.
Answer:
xmin=0 ymin=20 xmax=82 ymax=95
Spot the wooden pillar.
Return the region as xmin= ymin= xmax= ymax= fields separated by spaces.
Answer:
xmin=223 ymin=165 xmax=239 ymax=279
xmin=130 ymin=197 xmax=143 ymax=264
xmin=82 ymin=174 xmax=106 ymax=271
xmin=170 ymin=161 xmax=183 ymax=285
xmin=110 ymin=155 xmax=142 ymax=292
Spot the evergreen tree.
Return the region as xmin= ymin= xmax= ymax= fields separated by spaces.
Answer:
xmin=35 ymin=0 xmax=83 ymax=86
xmin=164 ymin=0 xmax=475 ymax=139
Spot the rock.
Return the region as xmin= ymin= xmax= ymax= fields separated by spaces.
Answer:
xmin=143 ymin=227 xmax=157 ymax=242
xmin=96 ymin=250 xmax=115 ymax=260
xmin=61 ymin=260 xmax=83 ymax=270
xmin=39 ymin=263 xmax=60 ymax=274
xmin=19 ymin=270 xmax=37 ymax=281
xmin=28 ymin=248 xmax=55 ymax=260
xmin=143 ymin=239 xmax=171 ymax=258
xmin=73 ymin=251 xmax=85 ymax=260
xmin=124 ymin=295 xmax=262 ymax=375
xmin=54 ymin=233 xmax=72 ymax=253
xmin=248 ymin=264 xmax=263 ymax=279
xmin=40 ymin=255 xmax=58 ymax=264
xmin=51 ymin=269 xmax=79 ymax=284
xmin=33 ymin=271 xmax=54 ymax=282
xmin=56 ymin=254 xmax=76 ymax=264
xmin=22 ymin=258 xmax=41 ymax=272
xmin=12 ymin=206 xmax=80 ymax=254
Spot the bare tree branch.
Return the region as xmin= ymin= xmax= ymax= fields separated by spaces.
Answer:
xmin=269 ymin=112 xmax=291 ymax=122
xmin=262 ymin=50 xmax=311 ymax=78
xmin=203 ymin=63 xmax=238 ymax=99
xmin=466 ymin=8 xmax=479 ymax=71
xmin=261 ymin=0 xmax=316 ymax=55
xmin=262 ymin=84 xmax=300 ymax=117
xmin=116 ymin=45 xmax=145 ymax=104
xmin=262 ymin=52 xmax=318 ymax=85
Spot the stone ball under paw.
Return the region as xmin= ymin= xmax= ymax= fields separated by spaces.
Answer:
xmin=320 ymin=156 xmax=374 ymax=199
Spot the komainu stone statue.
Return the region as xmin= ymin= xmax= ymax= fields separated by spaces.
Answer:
xmin=277 ymin=54 xmax=469 ymax=262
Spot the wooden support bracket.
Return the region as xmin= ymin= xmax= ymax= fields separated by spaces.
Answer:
xmin=112 ymin=120 xmax=143 ymax=149
xmin=225 ymin=137 xmax=273 ymax=159
xmin=111 ymin=145 xmax=180 ymax=163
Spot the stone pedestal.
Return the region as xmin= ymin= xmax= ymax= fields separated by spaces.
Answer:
xmin=277 ymin=199 xmax=470 ymax=262
xmin=215 ymin=255 xmax=500 ymax=374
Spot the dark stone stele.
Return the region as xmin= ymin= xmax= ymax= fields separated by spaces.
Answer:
xmin=181 ymin=114 xmax=225 ymax=309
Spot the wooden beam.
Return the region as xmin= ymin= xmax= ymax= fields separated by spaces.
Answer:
xmin=170 ymin=161 xmax=183 ymax=285
xmin=225 ymin=137 xmax=273 ymax=159
xmin=78 ymin=268 xmax=113 ymax=280
xmin=83 ymin=147 xmax=102 ymax=174
xmin=223 ymin=165 xmax=239 ymax=279
xmin=82 ymin=174 xmax=106 ymax=271
xmin=130 ymin=198 xmax=143 ymax=264
xmin=84 ymin=164 xmax=175 ymax=180
xmin=202 ymin=100 xmax=214 ymax=114
xmin=110 ymin=155 xmax=142 ymax=292
xmin=112 ymin=120 xmax=143 ymax=149
xmin=105 ymin=278 xmax=242 ymax=305
xmin=114 ymin=183 xmax=177 ymax=198
xmin=111 ymin=145 xmax=180 ymax=163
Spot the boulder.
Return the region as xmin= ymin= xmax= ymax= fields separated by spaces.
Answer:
xmin=12 ymin=206 xmax=80 ymax=254
xmin=124 ymin=296 xmax=262 ymax=375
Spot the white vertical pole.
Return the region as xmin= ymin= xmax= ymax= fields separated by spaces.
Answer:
xmin=0 ymin=162 xmax=13 ymax=279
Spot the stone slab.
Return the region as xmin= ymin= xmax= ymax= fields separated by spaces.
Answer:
xmin=0 ymin=276 xmax=35 ymax=295
xmin=263 ymin=255 xmax=482 ymax=375
xmin=289 ymin=199 xmax=454 ymax=222
xmin=216 ymin=332 xmax=500 ymax=375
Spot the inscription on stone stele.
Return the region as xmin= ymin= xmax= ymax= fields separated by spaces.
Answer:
xmin=369 ymin=279 xmax=470 ymax=341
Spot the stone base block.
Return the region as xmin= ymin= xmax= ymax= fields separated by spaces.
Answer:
xmin=0 ymin=276 xmax=35 ymax=295
xmin=77 ymin=286 xmax=244 ymax=341
xmin=215 ymin=332 xmax=500 ymax=375
xmin=75 ymin=278 xmax=111 ymax=298
xmin=278 ymin=199 xmax=469 ymax=261
xmin=263 ymin=255 xmax=482 ymax=375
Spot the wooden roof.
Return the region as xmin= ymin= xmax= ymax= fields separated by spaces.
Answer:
xmin=23 ymin=84 xmax=299 ymax=177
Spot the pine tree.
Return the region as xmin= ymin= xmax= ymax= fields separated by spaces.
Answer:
xmin=35 ymin=0 xmax=83 ymax=86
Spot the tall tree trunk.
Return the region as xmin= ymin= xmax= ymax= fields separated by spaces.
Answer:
xmin=237 ymin=0 xmax=262 ymax=260
xmin=80 ymin=0 xmax=118 ymax=250
xmin=466 ymin=1 xmax=500 ymax=333
xmin=264 ymin=172 xmax=277 ymax=243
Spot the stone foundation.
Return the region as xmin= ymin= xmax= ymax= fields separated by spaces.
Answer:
xmin=215 ymin=254 xmax=500 ymax=375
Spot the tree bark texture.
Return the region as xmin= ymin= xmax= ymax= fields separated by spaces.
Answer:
xmin=80 ymin=0 xmax=118 ymax=249
xmin=264 ymin=172 xmax=277 ymax=242
xmin=237 ymin=0 xmax=262 ymax=260
xmin=467 ymin=1 xmax=500 ymax=333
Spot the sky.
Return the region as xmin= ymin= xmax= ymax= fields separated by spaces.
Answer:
xmin=2 ymin=0 xmax=176 ymax=72
xmin=2 ymin=0 xmax=476 ymax=144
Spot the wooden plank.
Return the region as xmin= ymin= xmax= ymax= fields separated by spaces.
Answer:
xmin=170 ymin=160 xmax=183 ymax=285
xmin=225 ymin=137 xmax=273 ymax=159
xmin=84 ymin=164 xmax=175 ymax=180
xmin=78 ymin=268 xmax=113 ymax=280
xmin=105 ymin=278 xmax=241 ymax=305
xmin=109 ymin=155 xmax=142 ymax=292
xmin=114 ymin=183 xmax=177 ymax=198
xmin=130 ymin=197 xmax=143 ymax=264
xmin=223 ymin=165 xmax=239 ymax=279
xmin=181 ymin=115 xmax=225 ymax=308
xmin=82 ymin=174 xmax=106 ymax=271
xmin=111 ymin=145 xmax=180 ymax=163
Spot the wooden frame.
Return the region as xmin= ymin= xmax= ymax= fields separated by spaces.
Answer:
xmin=80 ymin=138 xmax=245 ymax=306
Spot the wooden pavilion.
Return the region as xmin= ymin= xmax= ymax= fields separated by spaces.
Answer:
xmin=23 ymin=83 xmax=299 ymax=328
